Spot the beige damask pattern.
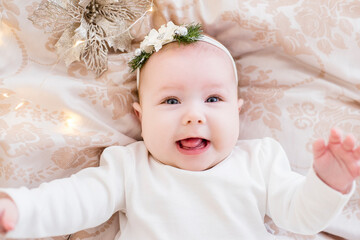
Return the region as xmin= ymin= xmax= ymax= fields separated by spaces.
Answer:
xmin=1 ymin=0 xmax=359 ymax=239
xmin=0 ymin=0 xmax=20 ymax=30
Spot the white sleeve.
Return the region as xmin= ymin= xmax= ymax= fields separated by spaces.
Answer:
xmin=1 ymin=146 xmax=130 ymax=239
xmin=263 ymin=138 xmax=355 ymax=235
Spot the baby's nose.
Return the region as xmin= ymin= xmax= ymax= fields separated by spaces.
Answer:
xmin=182 ymin=109 xmax=206 ymax=125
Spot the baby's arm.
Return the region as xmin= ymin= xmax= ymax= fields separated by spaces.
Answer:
xmin=313 ymin=128 xmax=360 ymax=194
xmin=0 ymin=146 xmax=129 ymax=238
xmin=0 ymin=194 xmax=18 ymax=234
xmin=265 ymin=137 xmax=353 ymax=234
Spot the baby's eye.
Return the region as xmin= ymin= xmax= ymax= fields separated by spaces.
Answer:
xmin=206 ymin=96 xmax=220 ymax=103
xmin=164 ymin=98 xmax=180 ymax=104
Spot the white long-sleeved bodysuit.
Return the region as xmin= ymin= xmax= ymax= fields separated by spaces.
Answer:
xmin=2 ymin=138 xmax=354 ymax=239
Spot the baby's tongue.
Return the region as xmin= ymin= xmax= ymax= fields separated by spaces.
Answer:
xmin=180 ymin=138 xmax=203 ymax=148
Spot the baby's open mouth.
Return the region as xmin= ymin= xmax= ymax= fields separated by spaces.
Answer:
xmin=176 ymin=138 xmax=210 ymax=153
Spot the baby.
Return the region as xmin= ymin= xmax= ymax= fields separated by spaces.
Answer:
xmin=0 ymin=22 xmax=359 ymax=239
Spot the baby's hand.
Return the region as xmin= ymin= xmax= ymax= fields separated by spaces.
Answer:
xmin=0 ymin=196 xmax=18 ymax=234
xmin=313 ymin=128 xmax=360 ymax=194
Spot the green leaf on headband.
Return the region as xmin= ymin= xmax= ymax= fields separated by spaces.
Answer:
xmin=128 ymin=51 xmax=152 ymax=72
xmin=174 ymin=23 xmax=203 ymax=44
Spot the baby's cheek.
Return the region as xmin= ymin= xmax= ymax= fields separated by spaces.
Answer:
xmin=220 ymin=116 xmax=239 ymax=144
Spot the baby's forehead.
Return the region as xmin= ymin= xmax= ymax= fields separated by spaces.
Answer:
xmin=138 ymin=41 xmax=237 ymax=98
xmin=142 ymin=41 xmax=233 ymax=75
xmin=141 ymin=42 xmax=233 ymax=78
xmin=159 ymin=41 xmax=229 ymax=58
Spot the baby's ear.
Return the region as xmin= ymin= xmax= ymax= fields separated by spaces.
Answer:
xmin=132 ymin=102 xmax=142 ymax=122
xmin=237 ymin=99 xmax=244 ymax=113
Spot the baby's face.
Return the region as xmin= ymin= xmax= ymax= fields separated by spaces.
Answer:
xmin=133 ymin=42 xmax=242 ymax=171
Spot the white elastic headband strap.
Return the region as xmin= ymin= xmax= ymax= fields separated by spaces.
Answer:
xmin=136 ymin=35 xmax=238 ymax=89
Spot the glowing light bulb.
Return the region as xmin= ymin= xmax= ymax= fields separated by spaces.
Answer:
xmin=66 ymin=116 xmax=77 ymax=128
xmin=64 ymin=112 xmax=82 ymax=129
xmin=14 ymin=102 xmax=25 ymax=110
xmin=73 ymin=40 xmax=85 ymax=47
xmin=149 ymin=5 xmax=153 ymax=12
xmin=59 ymin=112 xmax=82 ymax=135
xmin=0 ymin=22 xmax=10 ymax=46
xmin=2 ymin=93 xmax=9 ymax=98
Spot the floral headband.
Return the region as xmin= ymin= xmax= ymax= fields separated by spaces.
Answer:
xmin=129 ymin=22 xmax=238 ymax=89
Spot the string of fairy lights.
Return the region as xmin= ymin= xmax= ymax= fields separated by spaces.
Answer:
xmin=0 ymin=1 xmax=154 ymax=132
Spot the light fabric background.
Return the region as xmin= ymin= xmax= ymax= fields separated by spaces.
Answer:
xmin=0 ymin=0 xmax=359 ymax=239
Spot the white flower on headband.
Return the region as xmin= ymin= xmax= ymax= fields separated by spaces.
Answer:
xmin=129 ymin=22 xmax=202 ymax=71
xmin=140 ymin=22 xmax=182 ymax=53
xmin=140 ymin=29 xmax=159 ymax=53
xmin=156 ymin=22 xmax=180 ymax=47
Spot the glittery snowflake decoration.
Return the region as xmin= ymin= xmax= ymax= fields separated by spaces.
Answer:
xmin=29 ymin=0 xmax=152 ymax=76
